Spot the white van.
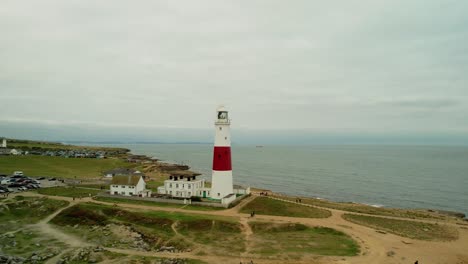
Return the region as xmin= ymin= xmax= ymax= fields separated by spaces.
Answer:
xmin=13 ymin=171 xmax=24 ymax=176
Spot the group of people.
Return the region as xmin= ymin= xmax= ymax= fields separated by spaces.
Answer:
xmin=259 ymin=191 xmax=268 ymax=196
xmin=295 ymin=198 xmax=302 ymax=203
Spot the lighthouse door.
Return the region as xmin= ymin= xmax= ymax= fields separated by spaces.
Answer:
xmin=203 ymin=191 xmax=207 ymax=198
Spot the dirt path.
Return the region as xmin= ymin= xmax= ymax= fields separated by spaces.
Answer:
xmin=14 ymin=191 xmax=468 ymax=264
xmin=29 ymin=200 xmax=92 ymax=248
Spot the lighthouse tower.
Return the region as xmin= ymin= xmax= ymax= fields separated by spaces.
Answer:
xmin=210 ymin=106 xmax=234 ymax=199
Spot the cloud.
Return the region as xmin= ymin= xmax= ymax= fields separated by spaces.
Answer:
xmin=1 ymin=0 xmax=468 ymax=140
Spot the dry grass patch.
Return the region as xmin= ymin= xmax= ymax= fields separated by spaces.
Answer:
xmin=343 ymin=214 xmax=459 ymax=241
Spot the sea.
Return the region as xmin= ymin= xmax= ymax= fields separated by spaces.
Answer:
xmin=99 ymin=144 xmax=468 ymax=216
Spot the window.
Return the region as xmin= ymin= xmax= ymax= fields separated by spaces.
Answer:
xmin=219 ymin=127 xmax=222 ymax=130
xmin=122 ymin=186 xmax=125 ymax=188
xmin=188 ymin=184 xmax=191 ymax=189
xmin=169 ymin=183 xmax=172 ymax=188
xmin=188 ymin=192 xmax=191 ymax=196
xmin=129 ymin=192 xmax=133 ymax=195
xmin=114 ymin=191 xmax=118 ymax=195
xmin=182 ymin=184 xmax=184 ymax=188
xmin=225 ymin=137 xmax=227 ymax=140
xmin=218 ymin=193 xmax=220 ymax=197
xmin=121 ymin=192 xmax=125 ymax=195
xmin=176 ymin=184 xmax=179 ymax=188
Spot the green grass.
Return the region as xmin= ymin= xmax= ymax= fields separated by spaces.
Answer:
xmin=94 ymin=196 xmax=225 ymax=211
xmin=276 ymin=195 xmax=444 ymax=220
xmin=177 ymin=219 xmax=245 ymax=255
xmin=38 ymin=186 xmax=102 ymax=198
xmin=77 ymin=183 xmax=109 ymax=189
xmin=241 ymin=197 xmax=331 ymax=218
xmin=249 ymin=222 xmax=359 ymax=256
xmin=0 ymin=197 xmax=69 ymax=232
xmin=0 ymin=155 xmax=137 ymax=178
xmin=51 ymin=202 xmax=239 ymax=252
xmin=343 ymin=214 xmax=459 ymax=241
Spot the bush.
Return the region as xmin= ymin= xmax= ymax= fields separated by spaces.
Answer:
xmin=190 ymin=196 xmax=202 ymax=202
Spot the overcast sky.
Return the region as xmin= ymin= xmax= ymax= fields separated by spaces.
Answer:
xmin=1 ymin=1 xmax=468 ymax=143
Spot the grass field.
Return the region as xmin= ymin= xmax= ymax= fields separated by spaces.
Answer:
xmin=274 ymin=195 xmax=445 ymax=220
xmin=94 ymin=196 xmax=225 ymax=211
xmin=0 ymin=155 xmax=137 ymax=178
xmin=51 ymin=202 xmax=240 ymax=253
xmin=248 ymin=222 xmax=359 ymax=257
xmin=342 ymin=214 xmax=459 ymax=241
xmin=0 ymin=196 xmax=69 ymax=233
xmin=241 ymin=196 xmax=331 ymax=218
xmin=38 ymin=186 xmax=103 ymax=198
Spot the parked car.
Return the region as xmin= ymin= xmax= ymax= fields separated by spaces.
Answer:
xmin=37 ymin=177 xmax=45 ymax=180
xmin=1 ymin=178 xmax=11 ymax=185
xmin=13 ymin=171 xmax=24 ymax=176
xmin=48 ymin=178 xmax=56 ymax=181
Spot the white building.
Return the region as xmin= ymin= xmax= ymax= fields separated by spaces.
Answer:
xmin=1 ymin=138 xmax=6 ymax=148
xmin=157 ymin=175 xmax=210 ymax=198
xmin=110 ymin=175 xmax=151 ymax=197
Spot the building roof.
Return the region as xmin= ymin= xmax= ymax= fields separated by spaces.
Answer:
xmin=111 ymin=175 xmax=142 ymax=186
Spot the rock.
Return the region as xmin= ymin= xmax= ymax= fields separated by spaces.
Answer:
xmin=88 ymin=258 xmax=97 ymax=263
xmin=35 ymin=243 xmax=41 ymax=247
xmin=31 ymin=255 xmax=40 ymax=261
xmin=93 ymin=246 xmax=103 ymax=252
xmin=387 ymin=251 xmax=396 ymax=257
xmin=56 ymin=259 xmax=65 ymax=264
xmin=73 ymin=224 xmax=79 ymax=229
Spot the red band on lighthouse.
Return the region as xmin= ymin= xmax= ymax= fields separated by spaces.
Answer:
xmin=212 ymin=146 xmax=232 ymax=171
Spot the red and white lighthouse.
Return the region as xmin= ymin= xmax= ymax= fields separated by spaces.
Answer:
xmin=210 ymin=106 xmax=234 ymax=199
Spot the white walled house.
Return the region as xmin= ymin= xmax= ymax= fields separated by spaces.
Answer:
xmin=157 ymin=175 xmax=210 ymax=198
xmin=110 ymin=175 xmax=151 ymax=197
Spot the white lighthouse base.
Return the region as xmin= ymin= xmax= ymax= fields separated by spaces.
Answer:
xmin=210 ymin=170 xmax=233 ymax=200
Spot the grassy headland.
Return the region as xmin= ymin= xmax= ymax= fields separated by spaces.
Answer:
xmin=6 ymin=139 xmax=129 ymax=153
xmin=241 ymin=196 xmax=331 ymax=218
xmin=342 ymin=213 xmax=459 ymax=241
xmin=274 ymin=195 xmax=447 ymax=220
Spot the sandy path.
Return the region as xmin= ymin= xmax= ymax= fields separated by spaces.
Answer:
xmin=15 ymin=192 xmax=468 ymax=264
